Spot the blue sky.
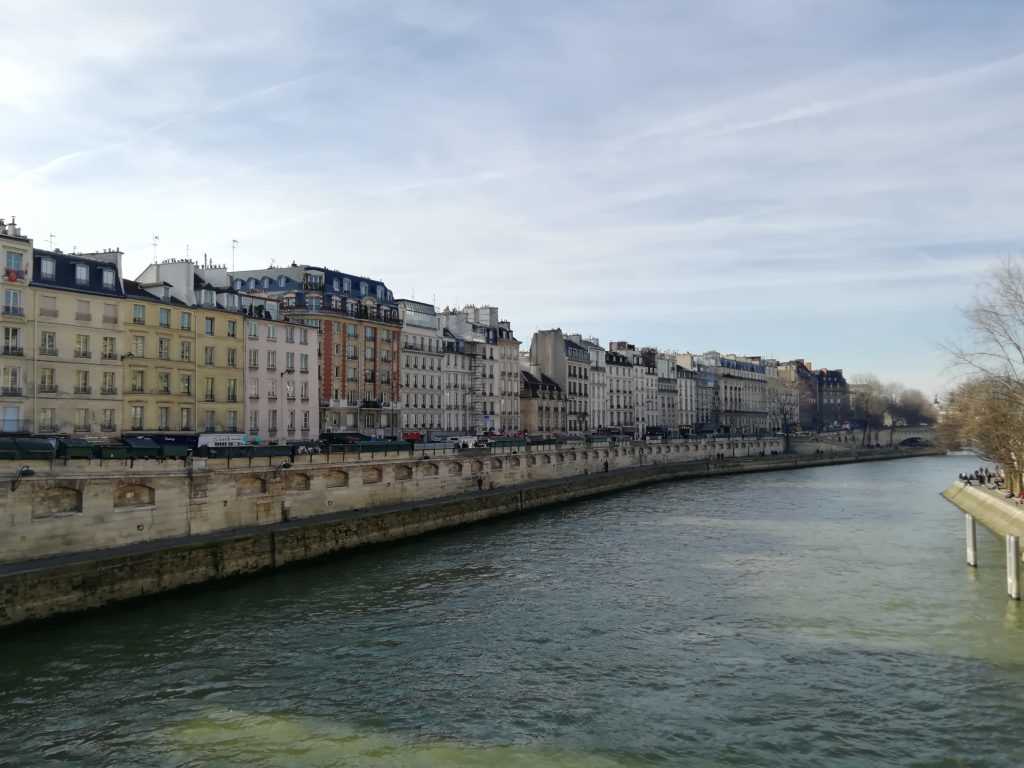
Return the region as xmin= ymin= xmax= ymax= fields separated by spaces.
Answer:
xmin=3 ymin=1 xmax=1024 ymax=395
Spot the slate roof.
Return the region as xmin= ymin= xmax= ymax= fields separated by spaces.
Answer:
xmin=31 ymin=249 xmax=124 ymax=298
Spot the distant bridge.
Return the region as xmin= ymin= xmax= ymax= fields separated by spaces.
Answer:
xmin=810 ymin=425 xmax=936 ymax=447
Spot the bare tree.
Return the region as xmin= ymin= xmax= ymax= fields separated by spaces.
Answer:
xmin=943 ymin=257 xmax=1024 ymax=488
xmin=849 ymin=374 xmax=889 ymax=446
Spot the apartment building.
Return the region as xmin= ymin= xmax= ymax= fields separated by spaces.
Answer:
xmin=31 ymin=248 xmax=125 ymax=436
xmin=228 ymin=266 xmax=399 ymax=436
xmin=441 ymin=305 xmax=520 ymax=434
xmin=121 ymin=280 xmax=197 ymax=435
xmin=398 ymin=299 xmax=444 ymax=435
xmin=606 ymin=348 xmax=634 ymax=433
xmin=519 ymin=369 xmax=566 ymax=434
xmin=0 ymin=219 xmax=33 ymax=433
xmin=441 ymin=329 xmax=475 ymax=434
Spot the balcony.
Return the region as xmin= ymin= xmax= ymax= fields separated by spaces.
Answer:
xmin=102 ymin=352 xmax=117 ymax=360
xmin=38 ymin=384 xmax=57 ymax=394
xmin=300 ymin=367 xmax=309 ymax=373
xmin=1 ymin=346 xmax=23 ymax=356
xmin=101 ymin=423 xmax=117 ymax=432
xmin=1 ymin=387 xmax=23 ymax=397
xmin=132 ymin=317 xmax=145 ymax=325
xmin=267 ymin=364 xmax=276 ymax=372
xmin=102 ymin=315 xmax=118 ymax=325
xmin=285 ymin=367 xmax=295 ymax=373
xmin=3 ymin=269 xmax=26 ymax=282
xmin=3 ymin=306 xmax=24 ymax=317
xmin=73 ymin=423 xmax=91 ymax=433
xmin=300 ymin=395 xmax=309 ymax=402
xmin=74 ymin=386 xmax=92 ymax=395
xmin=101 ymin=387 xmax=117 ymax=395
xmin=286 ymin=394 xmax=296 ymax=401
xmin=130 ymin=386 xmax=145 ymax=394
xmin=74 ymin=350 xmax=92 ymax=359
xmin=76 ymin=313 xmax=92 ymax=322
xmin=227 ymin=395 xmax=238 ymax=403
xmin=248 ymin=362 xmax=258 ymax=370
xmin=267 ymin=393 xmax=278 ymax=401
xmin=203 ymin=395 xmax=216 ymax=403
xmin=39 ymin=308 xmax=58 ymax=318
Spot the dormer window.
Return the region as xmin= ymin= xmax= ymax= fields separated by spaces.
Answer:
xmin=333 ymin=278 xmax=340 ymax=291
xmin=102 ymin=269 xmax=114 ymax=289
xmin=360 ymin=281 xmax=368 ymax=296
xmin=248 ymin=278 xmax=257 ymax=290
xmin=342 ymin=277 xmax=351 ymax=292
xmin=162 ymin=286 xmax=170 ymax=300
xmin=75 ymin=264 xmax=88 ymax=285
xmin=278 ymin=275 xmax=287 ymax=288
xmin=40 ymin=258 xmax=55 ymax=280
xmin=262 ymin=277 xmax=271 ymax=289
xmin=234 ymin=279 xmax=243 ymax=290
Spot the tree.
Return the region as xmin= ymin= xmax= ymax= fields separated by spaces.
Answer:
xmin=944 ymin=257 xmax=1024 ymax=489
xmin=849 ymin=374 xmax=889 ymax=446
xmin=892 ymin=388 xmax=938 ymax=426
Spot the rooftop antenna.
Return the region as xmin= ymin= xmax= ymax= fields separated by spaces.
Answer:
xmin=48 ymin=233 xmax=55 ymax=250
xmin=232 ymin=239 xmax=239 ymax=271
xmin=152 ymin=234 xmax=160 ymax=263
xmin=185 ymin=244 xmax=190 ymax=261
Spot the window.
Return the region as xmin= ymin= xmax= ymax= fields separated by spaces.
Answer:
xmin=39 ymin=295 xmax=57 ymax=318
xmin=227 ymin=348 xmax=236 ymax=368
xmin=131 ymin=370 xmax=144 ymax=393
xmin=204 ymin=346 xmax=215 ymax=366
xmin=269 ymin=410 xmax=278 ymax=430
xmin=227 ymin=379 xmax=237 ymax=402
xmin=158 ymin=372 xmax=170 ymax=394
xmin=204 ymin=317 xmax=214 ymax=336
xmin=180 ymin=374 xmax=192 ymax=395
xmin=227 ymin=320 xmax=237 ymax=338
xmin=36 ymin=331 xmax=55 ymax=356
xmin=180 ymin=340 xmax=192 ymax=362
xmin=180 ymin=312 xmax=192 ymax=331
xmin=40 ymin=258 xmax=54 ymax=280
xmin=158 ymin=407 xmax=169 ymax=430
xmin=205 ymin=411 xmax=215 ymax=431
xmin=102 ymin=269 xmax=114 ymax=289
xmin=248 ymin=349 xmax=258 ymax=368
xmin=133 ymin=336 xmax=145 ymax=357
xmin=300 ymin=381 xmax=309 ymax=400
xmin=39 ymin=408 xmax=54 ymax=431
xmin=76 ymin=299 xmax=91 ymax=321
xmin=75 ymin=334 xmax=90 ymax=358
xmin=75 ymin=408 xmax=89 ymax=431
xmin=300 ymin=328 xmax=308 ymax=344
xmin=286 ymin=327 xmax=295 ymax=343
xmin=3 ymin=289 xmax=21 ymax=315
xmin=159 ymin=307 xmax=170 ymax=327
xmin=286 ymin=352 xmax=295 ymax=371
xmin=300 ymin=353 xmax=309 ymax=372
xmin=75 ymin=264 xmax=88 ymax=285
xmin=102 ymin=371 xmax=115 ymax=394
xmin=288 ymin=410 xmax=296 ymax=430
xmin=6 ymin=250 xmax=22 ymax=272
xmin=39 ymin=368 xmax=54 ymax=391
xmin=102 ymin=336 xmax=116 ymax=359
xmin=132 ymin=304 xmax=145 ymax=324
xmin=248 ymin=321 xmax=258 ymax=339
xmin=158 ymin=337 xmax=170 ymax=360
xmin=303 ymin=411 xmax=310 ymax=429
xmin=103 ymin=303 xmax=117 ymax=323
xmin=101 ymin=409 xmax=115 ymax=430
xmin=249 ymin=378 xmax=259 ymax=398
xmin=204 ymin=378 xmax=215 ymax=401
xmin=267 ymin=350 xmax=276 ymax=370
xmin=226 ymin=411 xmax=237 ymax=431
xmin=131 ymin=405 xmax=144 ymax=430
xmin=249 ymin=411 xmax=259 ymax=432
xmin=365 ymin=327 xmax=375 ymax=340
xmin=267 ymin=324 xmax=277 ymax=341
xmin=347 ymin=324 xmax=357 ymax=338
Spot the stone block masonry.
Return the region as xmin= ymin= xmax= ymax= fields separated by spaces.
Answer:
xmin=0 ymin=440 xmax=938 ymax=628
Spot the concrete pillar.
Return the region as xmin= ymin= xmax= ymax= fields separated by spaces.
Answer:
xmin=965 ymin=514 xmax=977 ymax=567
xmin=1007 ymin=535 xmax=1021 ymax=600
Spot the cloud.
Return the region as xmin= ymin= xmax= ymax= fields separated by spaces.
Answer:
xmin=4 ymin=0 xmax=1024 ymax=396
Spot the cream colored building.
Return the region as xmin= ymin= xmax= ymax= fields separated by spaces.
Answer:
xmin=32 ymin=248 xmax=126 ymax=436
xmin=0 ymin=219 xmax=34 ymax=433
xmin=398 ymin=299 xmax=444 ymax=435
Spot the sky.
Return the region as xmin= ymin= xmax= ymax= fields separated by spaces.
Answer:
xmin=3 ymin=1 xmax=1024 ymax=396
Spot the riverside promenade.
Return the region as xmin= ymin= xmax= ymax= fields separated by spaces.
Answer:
xmin=942 ymin=480 xmax=1024 ymax=599
xmin=0 ymin=440 xmax=939 ymax=629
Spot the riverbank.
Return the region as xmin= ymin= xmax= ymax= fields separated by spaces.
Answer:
xmin=941 ymin=481 xmax=1024 ymax=538
xmin=0 ymin=447 xmax=939 ymax=629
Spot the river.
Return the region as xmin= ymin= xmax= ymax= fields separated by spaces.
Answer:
xmin=1 ymin=454 xmax=1021 ymax=767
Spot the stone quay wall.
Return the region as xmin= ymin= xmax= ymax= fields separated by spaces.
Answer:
xmin=0 ymin=439 xmax=939 ymax=628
